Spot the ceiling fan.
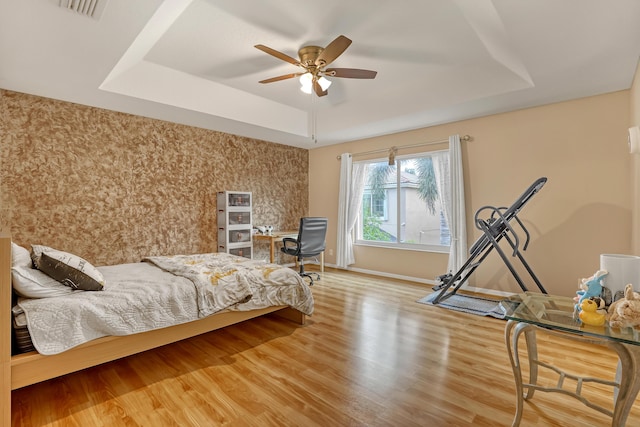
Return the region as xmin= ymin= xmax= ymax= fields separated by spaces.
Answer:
xmin=254 ymin=35 xmax=377 ymax=97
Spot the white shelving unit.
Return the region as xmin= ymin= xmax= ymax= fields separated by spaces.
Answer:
xmin=217 ymin=191 xmax=252 ymax=259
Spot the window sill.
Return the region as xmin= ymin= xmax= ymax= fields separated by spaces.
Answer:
xmin=355 ymin=241 xmax=449 ymax=254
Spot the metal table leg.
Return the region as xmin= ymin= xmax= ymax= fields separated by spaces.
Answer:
xmin=506 ymin=320 xmax=640 ymax=426
xmin=505 ymin=320 xmax=538 ymax=427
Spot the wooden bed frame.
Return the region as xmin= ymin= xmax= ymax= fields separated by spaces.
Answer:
xmin=0 ymin=232 xmax=305 ymax=426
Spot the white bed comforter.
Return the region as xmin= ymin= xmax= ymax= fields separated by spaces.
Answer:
xmin=17 ymin=253 xmax=314 ymax=355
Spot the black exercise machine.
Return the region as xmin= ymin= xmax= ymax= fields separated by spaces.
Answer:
xmin=431 ymin=177 xmax=548 ymax=304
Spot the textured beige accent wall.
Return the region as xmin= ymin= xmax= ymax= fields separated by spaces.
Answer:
xmin=0 ymin=90 xmax=308 ymax=266
xmin=310 ymin=91 xmax=632 ymax=297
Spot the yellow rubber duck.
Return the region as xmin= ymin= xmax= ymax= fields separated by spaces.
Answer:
xmin=579 ymin=298 xmax=606 ymax=327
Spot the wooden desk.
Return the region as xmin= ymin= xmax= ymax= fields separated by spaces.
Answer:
xmin=253 ymin=231 xmax=324 ymax=272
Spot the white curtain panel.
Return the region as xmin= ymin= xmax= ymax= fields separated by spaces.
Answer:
xmin=433 ymin=135 xmax=468 ymax=275
xmin=336 ymin=154 xmax=366 ymax=268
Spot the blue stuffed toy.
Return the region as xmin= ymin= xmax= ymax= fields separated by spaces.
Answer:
xmin=574 ymin=270 xmax=608 ymax=312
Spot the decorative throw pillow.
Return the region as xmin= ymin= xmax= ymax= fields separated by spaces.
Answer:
xmin=12 ymin=242 xmax=32 ymax=268
xmin=11 ymin=266 xmax=76 ymax=298
xmin=31 ymin=245 xmax=105 ymax=291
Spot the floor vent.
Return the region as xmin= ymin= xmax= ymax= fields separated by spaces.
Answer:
xmin=59 ymin=0 xmax=108 ymax=20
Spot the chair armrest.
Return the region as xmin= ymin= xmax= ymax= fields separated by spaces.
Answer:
xmin=282 ymin=237 xmax=299 ymax=248
xmin=281 ymin=237 xmax=300 ymax=255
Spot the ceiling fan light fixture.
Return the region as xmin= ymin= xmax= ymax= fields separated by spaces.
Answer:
xmin=318 ymin=76 xmax=332 ymax=91
xmin=299 ymin=73 xmax=313 ymax=94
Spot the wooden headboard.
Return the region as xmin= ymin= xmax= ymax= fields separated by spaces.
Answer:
xmin=1 ymin=232 xmax=12 ymax=427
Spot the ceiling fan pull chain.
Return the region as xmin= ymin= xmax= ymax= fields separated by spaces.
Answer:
xmin=311 ymin=93 xmax=318 ymax=143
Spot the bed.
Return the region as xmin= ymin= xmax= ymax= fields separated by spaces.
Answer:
xmin=0 ymin=233 xmax=312 ymax=426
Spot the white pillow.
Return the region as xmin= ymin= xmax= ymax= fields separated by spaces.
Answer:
xmin=12 ymin=266 xmax=75 ymax=298
xmin=12 ymin=242 xmax=32 ymax=268
xmin=31 ymin=245 xmax=105 ymax=291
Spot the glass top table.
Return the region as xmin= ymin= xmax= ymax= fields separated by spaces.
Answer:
xmin=502 ymin=292 xmax=640 ymax=426
xmin=503 ymin=292 xmax=640 ymax=346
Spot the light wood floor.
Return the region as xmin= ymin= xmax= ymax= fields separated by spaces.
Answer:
xmin=11 ymin=268 xmax=640 ymax=426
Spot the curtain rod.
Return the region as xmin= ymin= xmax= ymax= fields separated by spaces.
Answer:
xmin=336 ymin=134 xmax=472 ymax=160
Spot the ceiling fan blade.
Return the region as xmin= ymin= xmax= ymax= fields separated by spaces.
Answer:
xmin=259 ymin=73 xmax=303 ymax=84
xmin=313 ymin=80 xmax=328 ymax=97
xmin=315 ymin=35 xmax=352 ymax=67
xmin=254 ymin=44 xmax=300 ymax=66
xmin=325 ymin=68 xmax=377 ymax=79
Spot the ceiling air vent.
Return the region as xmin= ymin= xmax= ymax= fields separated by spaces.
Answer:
xmin=59 ymin=0 xmax=109 ymax=20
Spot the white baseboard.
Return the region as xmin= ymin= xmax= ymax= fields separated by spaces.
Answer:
xmin=335 ymin=265 xmax=434 ymax=285
xmin=329 ymin=264 xmax=512 ymax=298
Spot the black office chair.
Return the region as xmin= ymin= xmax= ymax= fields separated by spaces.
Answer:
xmin=281 ymin=217 xmax=328 ymax=285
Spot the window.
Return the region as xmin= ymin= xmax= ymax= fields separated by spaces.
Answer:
xmin=363 ymin=191 xmax=388 ymax=220
xmin=356 ymin=151 xmax=450 ymax=252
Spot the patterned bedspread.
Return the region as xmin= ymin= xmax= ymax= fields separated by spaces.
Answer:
xmin=17 ymin=253 xmax=313 ymax=355
xmin=143 ymin=252 xmax=314 ymax=317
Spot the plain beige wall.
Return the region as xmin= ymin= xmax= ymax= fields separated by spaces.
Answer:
xmin=309 ymin=91 xmax=632 ymax=298
xmin=631 ymin=60 xmax=640 ymax=254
